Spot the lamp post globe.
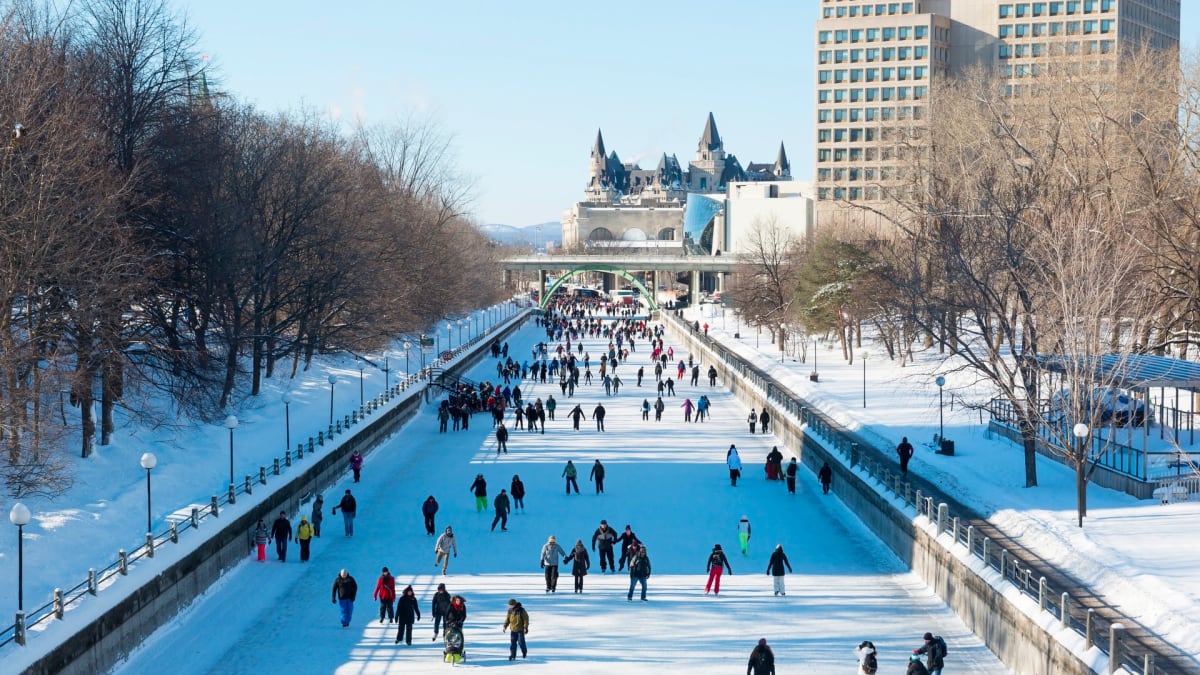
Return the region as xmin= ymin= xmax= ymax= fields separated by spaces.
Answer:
xmin=10 ymin=502 xmax=30 ymax=613
xmin=140 ymin=452 xmax=157 ymax=534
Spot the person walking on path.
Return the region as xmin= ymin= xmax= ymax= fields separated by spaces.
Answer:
xmin=510 ymin=475 xmax=526 ymax=513
xmin=434 ymin=526 xmax=457 ymax=574
xmin=253 ymin=519 xmax=269 ymax=562
xmin=546 ymin=395 xmax=557 ymax=420
xmin=593 ymin=402 xmax=606 ymax=431
xmin=331 ymin=569 xmax=358 ymax=628
xmin=491 ymin=489 xmax=510 ymax=532
xmin=350 ymin=450 xmax=364 ymax=483
xmin=332 ymin=489 xmax=357 ymax=537
xmin=592 ymin=520 xmax=617 ymax=573
xmin=616 ymin=525 xmax=639 ymax=571
xmin=430 ymin=582 xmax=451 ymax=641
xmin=747 ymin=638 xmax=776 ymax=675
xmin=641 ymin=398 xmax=651 ymax=420
xmin=727 ymin=445 xmax=743 ymax=487
xmin=394 ymin=585 xmax=421 ymax=645
xmin=422 ymin=496 xmax=439 ymax=535
xmin=738 ymin=515 xmax=752 ymax=555
xmin=707 ymin=365 xmax=718 ymax=386
xmin=766 ymin=446 xmax=784 ymax=481
xmin=785 ymin=458 xmax=798 ymax=494
xmin=311 ymin=495 xmax=324 ymax=538
xmin=766 ymin=545 xmax=793 ymax=596
xmin=818 ymin=462 xmax=833 ymax=494
xmin=759 ymin=409 xmax=771 ymax=435
xmin=914 ymin=632 xmax=947 ymax=675
xmin=907 ymin=653 xmax=931 ymax=675
xmin=374 ymin=566 xmax=396 ymax=624
xmin=569 ymin=403 xmax=587 ymax=430
xmin=897 ymin=436 xmax=915 ymax=476
xmin=627 ymin=546 xmax=652 ymax=601
xmin=748 ymin=409 xmax=757 ymax=433
xmin=565 ymin=539 xmax=591 ymax=593
xmin=295 ymin=516 xmax=314 ymax=562
xmin=691 ymin=364 xmax=700 ymax=386
xmin=562 ymin=460 xmax=580 ymax=494
xmin=502 ymin=598 xmax=530 ymax=660
xmin=589 ymin=459 xmax=606 ymax=494
xmin=270 ymin=511 xmax=292 ymax=562
xmin=637 ymin=366 xmax=644 ymax=386
xmin=540 ymin=535 xmax=566 ymax=592
xmin=653 ymin=396 xmax=666 ymax=421
xmin=470 ymin=474 xmax=488 ymax=512
xmin=704 ymin=543 xmax=733 ymax=595
xmin=681 ymin=397 xmax=695 ymax=422
xmin=496 ymin=422 xmax=509 ymax=454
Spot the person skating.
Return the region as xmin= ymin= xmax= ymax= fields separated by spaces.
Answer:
xmin=495 ymin=422 xmax=508 ymax=454
xmin=565 ymin=539 xmax=591 ymax=593
xmin=589 ymin=459 xmax=605 ymax=494
xmin=627 ymin=546 xmax=651 ymax=601
xmin=295 ymin=515 xmax=314 ymax=562
xmin=592 ymin=402 xmax=606 ymax=431
xmin=914 ymin=632 xmax=947 ymax=675
xmin=434 ymin=526 xmax=457 ymax=574
xmin=540 ymin=535 xmax=566 ymax=592
xmin=502 ymin=598 xmax=529 ymax=660
xmin=907 ymin=653 xmax=930 ymax=675
xmin=707 ymin=365 xmax=718 ymax=386
xmin=349 ymin=450 xmax=364 ymax=483
xmin=704 ymin=543 xmax=733 ymax=595
xmin=253 ymin=519 xmax=269 ymax=562
xmin=747 ymin=638 xmax=776 ymax=675
xmin=568 ymin=403 xmax=587 ymax=430
xmin=817 ymin=461 xmax=833 ymax=494
xmin=491 ymin=488 xmax=510 ymax=532
xmin=766 ymin=446 xmax=784 ymax=481
xmin=738 ymin=515 xmax=752 ymax=555
xmin=470 ymin=473 xmax=488 ymax=512
xmin=681 ymin=397 xmax=695 ymax=422
xmin=748 ymin=409 xmax=757 ymax=433
xmin=616 ymin=524 xmax=639 ymax=571
xmin=641 ymin=398 xmax=651 ymax=420
xmin=510 ymin=475 xmax=526 ymax=513
xmin=430 ymin=582 xmax=451 ymax=641
xmin=759 ymin=409 xmax=771 ymax=434
xmin=374 ymin=566 xmax=396 ymax=624
xmin=785 ymin=458 xmax=798 ymax=494
xmin=394 ymin=585 xmax=421 ymax=645
xmin=766 ymin=545 xmax=793 ymax=596
xmin=855 ymin=640 xmax=879 ymax=674
xmin=637 ymin=366 xmax=644 ymax=386
xmin=592 ymin=519 xmax=617 ymax=573
xmin=562 ymin=460 xmax=580 ymax=494
xmin=332 ymin=489 xmax=357 ymax=537
xmin=897 ymin=436 xmax=915 ymax=476
xmin=331 ymin=568 xmax=358 ymax=628
xmin=545 ymin=394 xmax=556 ymax=420
xmin=653 ymin=396 xmax=666 ymax=421
xmin=727 ymin=445 xmax=743 ymax=486
xmin=422 ymin=495 xmax=439 ymax=535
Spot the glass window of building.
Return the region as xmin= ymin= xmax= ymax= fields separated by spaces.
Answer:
xmin=1033 ymin=2 xmax=1046 ymax=15
xmin=915 ymin=25 xmax=927 ymax=39
xmin=1050 ymin=1 xmax=1063 ymax=14
xmin=850 ymin=68 xmax=863 ymax=82
xmin=883 ymin=47 xmax=896 ymax=60
xmin=866 ymin=48 xmax=879 ymax=61
xmin=867 ymin=28 xmax=879 ymax=41
xmin=1016 ymin=4 xmax=1028 ymax=17
xmin=899 ymin=26 xmax=911 ymax=39
xmin=883 ymin=27 xmax=896 ymax=40
xmin=1000 ymin=4 xmax=1012 ymax=18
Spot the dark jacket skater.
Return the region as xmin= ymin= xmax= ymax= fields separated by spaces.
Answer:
xmin=748 ymin=639 xmax=776 ymax=675
xmin=564 ymin=541 xmax=591 ymax=593
xmin=704 ymin=544 xmax=733 ymax=595
xmin=589 ymin=459 xmax=606 ymax=493
xmin=394 ymin=585 xmax=421 ymax=644
xmin=785 ymin=458 xmax=798 ymax=493
xmin=592 ymin=520 xmax=617 ymax=572
xmin=818 ymin=462 xmax=833 ymax=494
xmin=510 ymin=475 xmax=526 ymax=511
xmin=766 ymin=545 xmax=793 ymax=596
xmin=758 ymin=409 xmax=771 ymax=434
xmin=422 ymin=496 xmax=439 ymax=535
xmin=616 ymin=526 xmax=639 ymax=571
xmin=430 ymin=583 xmax=451 ymax=638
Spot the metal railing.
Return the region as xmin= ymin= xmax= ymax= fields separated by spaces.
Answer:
xmin=666 ymin=313 xmax=1165 ymax=675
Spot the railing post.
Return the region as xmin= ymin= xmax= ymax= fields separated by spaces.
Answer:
xmin=146 ymin=533 xmax=154 ymax=558
xmin=297 ymin=443 xmax=304 ymax=460
xmin=318 ymin=431 xmax=325 ymax=446
xmin=849 ymin=442 xmax=859 ymax=467
xmin=118 ymin=549 xmax=128 ymax=575
xmin=915 ymin=490 xmax=924 ymax=514
xmin=170 ymin=520 xmax=179 ymax=543
xmin=307 ymin=438 xmax=314 ymax=453
xmin=211 ymin=496 xmax=220 ymax=517
xmin=1000 ymin=548 xmax=1008 ymax=578
xmin=260 ymin=467 xmax=268 ymax=484
xmin=1038 ymin=576 xmax=1047 ymax=611
xmin=951 ymin=517 xmax=959 ymax=542
xmin=54 ymin=589 xmax=64 ymax=619
xmin=245 ymin=475 xmax=253 ymax=494
xmin=88 ymin=569 xmax=97 ymax=595
xmin=937 ymin=503 xmax=948 ymax=535
xmin=967 ymin=525 xmax=975 ymax=555
xmin=1061 ymin=593 xmax=1071 ymax=629
xmin=14 ymin=612 xmax=25 ymax=646
xmin=285 ymin=451 xmax=292 ymax=467
xmin=1108 ymin=623 xmax=1125 ymax=674
xmin=191 ymin=507 xmax=199 ymax=529
xmin=1144 ymin=653 xmax=1155 ymax=675
xmin=1086 ymin=608 xmax=1096 ymax=649
xmin=273 ymin=458 xmax=280 ymax=476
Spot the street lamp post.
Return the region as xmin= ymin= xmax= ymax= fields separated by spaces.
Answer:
xmin=282 ymin=392 xmax=292 ymax=450
xmin=1073 ymin=422 xmax=1090 ymax=526
xmin=458 ymin=319 xmax=464 ymax=346
xmin=755 ymin=315 xmax=761 ymax=348
xmin=383 ymin=355 xmax=389 ymax=389
xmin=358 ymin=362 xmax=364 ymax=406
xmin=403 ymin=342 xmax=411 ymax=380
xmin=860 ymin=349 xmax=870 ymax=408
xmin=10 ymin=503 xmax=30 ymax=613
xmin=140 ymin=452 xmax=157 ymax=534
xmin=447 ymin=323 xmax=453 ymax=351
xmin=327 ymin=375 xmax=337 ymax=424
xmin=935 ymin=376 xmax=946 ymax=442
xmin=224 ymin=415 xmax=238 ymax=487
xmin=779 ymin=324 xmax=786 ymax=363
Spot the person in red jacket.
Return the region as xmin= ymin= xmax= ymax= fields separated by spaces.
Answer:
xmin=373 ymin=566 xmax=396 ymax=624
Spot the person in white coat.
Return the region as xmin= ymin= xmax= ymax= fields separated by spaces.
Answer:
xmin=727 ymin=445 xmax=743 ymax=486
xmin=434 ymin=526 xmax=457 ymax=574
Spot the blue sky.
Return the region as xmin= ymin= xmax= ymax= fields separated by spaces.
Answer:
xmin=181 ymin=1 xmax=1200 ymax=229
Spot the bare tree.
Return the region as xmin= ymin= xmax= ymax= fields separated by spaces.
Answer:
xmin=727 ymin=215 xmax=803 ymax=350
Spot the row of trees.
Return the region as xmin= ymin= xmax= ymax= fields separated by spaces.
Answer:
xmin=729 ymin=47 xmax=1200 ymax=525
xmin=1 ymin=0 xmax=504 ymax=496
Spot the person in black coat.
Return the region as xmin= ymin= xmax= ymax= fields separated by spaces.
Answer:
xmin=496 ymin=422 xmax=509 ymax=454
xmin=766 ymin=545 xmax=793 ymax=596
xmin=616 ymin=525 xmax=639 ymax=571
xmin=394 ymin=585 xmax=422 ymax=645
xmin=270 ymin=511 xmax=292 ymax=562
xmin=591 ymin=520 xmax=617 ymax=573
xmin=491 ymin=489 xmax=510 ymax=532
xmin=422 ymin=496 xmax=439 ymax=535
xmin=564 ymin=540 xmax=591 ymax=593
xmin=785 ymin=458 xmax=799 ymax=494
xmin=758 ymin=409 xmax=771 ymax=434
xmin=510 ymin=475 xmax=526 ymax=513
xmin=818 ymin=462 xmax=833 ymax=494
xmin=748 ymin=638 xmax=775 ymax=675
xmin=589 ymin=459 xmax=606 ymax=494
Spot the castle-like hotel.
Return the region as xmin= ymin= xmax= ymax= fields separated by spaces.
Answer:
xmin=560 ymin=113 xmax=812 ymax=255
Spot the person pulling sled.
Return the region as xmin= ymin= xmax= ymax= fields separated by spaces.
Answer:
xmin=442 ymin=594 xmax=468 ymax=664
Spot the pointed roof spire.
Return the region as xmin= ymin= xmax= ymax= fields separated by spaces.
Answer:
xmin=698 ymin=112 xmax=722 ymax=152
xmin=774 ymin=142 xmax=790 ymax=175
xmin=592 ymin=129 xmax=606 ymax=159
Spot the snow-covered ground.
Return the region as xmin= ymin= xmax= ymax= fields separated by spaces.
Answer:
xmin=0 ymin=300 xmax=1194 ymax=673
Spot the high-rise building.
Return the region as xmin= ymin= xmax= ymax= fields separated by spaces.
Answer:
xmin=814 ymin=0 xmax=1181 ymax=229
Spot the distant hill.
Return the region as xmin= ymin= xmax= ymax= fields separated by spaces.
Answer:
xmin=479 ymin=221 xmax=561 ymax=248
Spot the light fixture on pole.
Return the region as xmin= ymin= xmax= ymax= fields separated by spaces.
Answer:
xmin=779 ymin=324 xmax=786 ymax=363
xmin=282 ymin=392 xmax=292 ymax=450
xmin=811 ymin=336 xmax=819 ymax=382
xmin=859 ymin=349 xmax=870 ymax=408
xmin=1072 ymin=422 xmax=1090 ymax=526
xmin=140 ymin=452 xmax=157 ymax=534
xmin=10 ymin=502 xmax=30 ymax=613
xmin=935 ymin=376 xmax=946 ymax=442
xmin=403 ymin=342 xmax=411 ymax=379
xmin=327 ymin=375 xmax=337 ymax=424
xmin=446 ymin=322 xmax=453 ymax=350
xmin=383 ymin=355 xmax=389 ymax=388
xmin=224 ymin=415 xmax=238 ymax=488
xmin=457 ymin=319 xmax=464 ymax=345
